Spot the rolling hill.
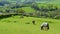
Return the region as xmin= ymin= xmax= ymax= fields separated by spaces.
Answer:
xmin=0 ymin=16 xmax=60 ymax=34
xmin=0 ymin=0 xmax=60 ymax=4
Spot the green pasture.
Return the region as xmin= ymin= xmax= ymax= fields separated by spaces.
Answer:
xmin=0 ymin=16 xmax=60 ymax=34
xmin=22 ymin=7 xmax=35 ymax=13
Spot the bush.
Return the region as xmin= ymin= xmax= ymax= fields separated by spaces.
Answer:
xmin=53 ymin=15 xmax=60 ymax=19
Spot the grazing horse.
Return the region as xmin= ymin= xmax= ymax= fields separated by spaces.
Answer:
xmin=41 ymin=22 xmax=49 ymax=31
xmin=32 ymin=20 xmax=35 ymax=25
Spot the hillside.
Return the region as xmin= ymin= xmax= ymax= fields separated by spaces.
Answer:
xmin=0 ymin=0 xmax=60 ymax=4
xmin=0 ymin=16 xmax=60 ymax=34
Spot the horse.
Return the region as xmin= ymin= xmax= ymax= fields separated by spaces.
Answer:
xmin=41 ymin=22 xmax=49 ymax=31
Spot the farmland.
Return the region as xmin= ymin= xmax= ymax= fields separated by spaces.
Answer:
xmin=0 ymin=0 xmax=60 ymax=34
xmin=0 ymin=16 xmax=60 ymax=34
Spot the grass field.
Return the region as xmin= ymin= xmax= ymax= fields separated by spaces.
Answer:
xmin=0 ymin=16 xmax=60 ymax=34
xmin=22 ymin=7 xmax=35 ymax=13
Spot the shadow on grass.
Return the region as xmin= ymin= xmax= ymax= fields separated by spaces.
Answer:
xmin=0 ymin=14 xmax=18 ymax=20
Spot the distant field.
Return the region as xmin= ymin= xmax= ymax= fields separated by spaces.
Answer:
xmin=22 ymin=7 xmax=35 ymax=13
xmin=0 ymin=16 xmax=60 ymax=34
xmin=0 ymin=0 xmax=60 ymax=4
xmin=8 ymin=0 xmax=60 ymax=4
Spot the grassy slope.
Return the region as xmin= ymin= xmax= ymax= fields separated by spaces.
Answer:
xmin=22 ymin=7 xmax=35 ymax=13
xmin=0 ymin=16 xmax=60 ymax=34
